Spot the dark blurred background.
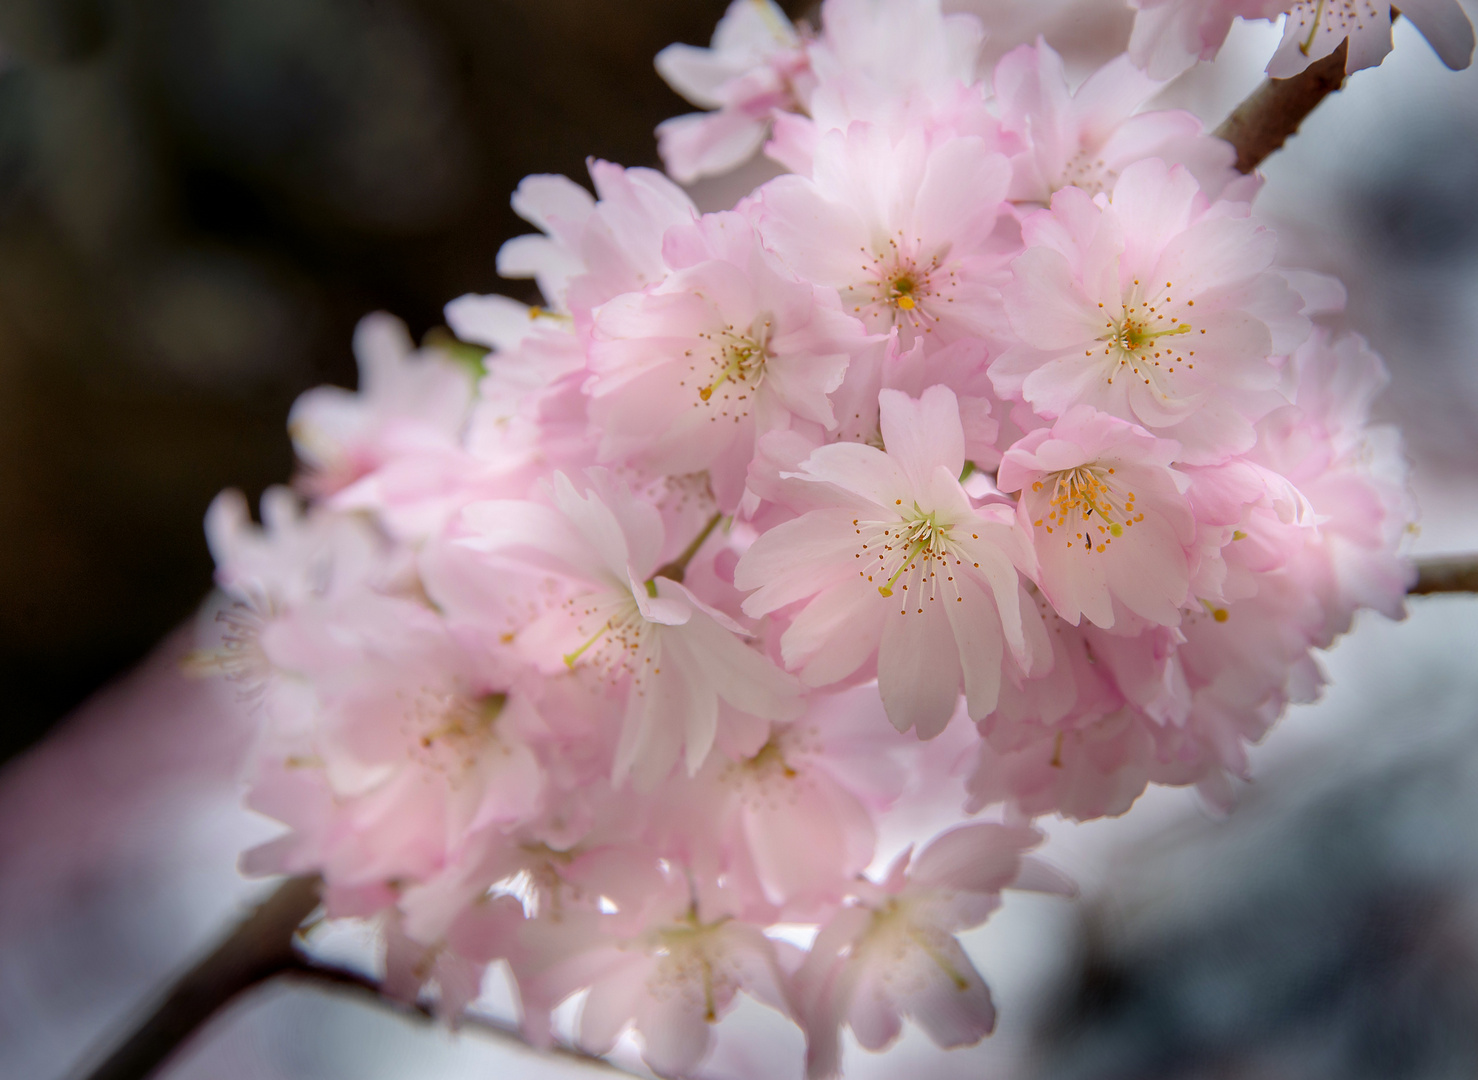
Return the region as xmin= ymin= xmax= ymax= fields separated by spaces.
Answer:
xmin=0 ymin=0 xmax=807 ymax=764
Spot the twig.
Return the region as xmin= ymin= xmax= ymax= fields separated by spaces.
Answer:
xmin=72 ymin=876 xmax=323 ymax=1080
xmin=1411 ymin=556 xmax=1478 ymax=595
xmin=1215 ymin=38 xmax=1349 ymax=173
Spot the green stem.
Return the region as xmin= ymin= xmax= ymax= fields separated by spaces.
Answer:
xmin=653 ymin=512 xmax=725 ymax=584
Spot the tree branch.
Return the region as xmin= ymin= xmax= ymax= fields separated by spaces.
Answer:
xmin=72 ymin=875 xmax=640 ymax=1080
xmin=1411 ymin=555 xmax=1478 ymax=595
xmin=1215 ymin=38 xmax=1349 ymax=173
xmin=72 ymin=876 xmax=323 ymax=1080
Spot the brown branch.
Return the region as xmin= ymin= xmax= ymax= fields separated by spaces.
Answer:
xmin=1215 ymin=38 xmax=1349 ymax=173
xmin=1411 ymin=556 xmax=1478 ymax=595
xmin=72 ymin=875 xmax=323 ymax=1080
xmin=71 ymin=875 xmax=639 ymax=1080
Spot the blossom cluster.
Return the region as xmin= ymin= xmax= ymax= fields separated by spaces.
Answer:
xmin=201 ymin=1 xmax=1436 ymax=1075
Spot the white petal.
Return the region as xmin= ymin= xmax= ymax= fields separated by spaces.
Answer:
xmin=877 ymin=385 xmax=965 ymax=494
xmin=944 ymin=575 xmax=1005 ymax=721
xmin=878 ymin=605 xmax=963 ymax=738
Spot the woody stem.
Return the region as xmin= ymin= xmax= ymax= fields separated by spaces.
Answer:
xmin=72 ymin=876 xmax=639 ymax=1080
xmin=1215 ymin=37 xmax=1350 ymax=173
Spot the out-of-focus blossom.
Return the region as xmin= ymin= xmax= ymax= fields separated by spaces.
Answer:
xmin=992 ymin=38 xmax=1250 ymax=204
xmin=794 ymin=823 xmax=1069 ymax=1079
xmin=655 ymin=0 xmax=814 ymax=183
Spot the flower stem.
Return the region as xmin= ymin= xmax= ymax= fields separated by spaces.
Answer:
xmin=654 ymin=511 xmax=726 ymax=584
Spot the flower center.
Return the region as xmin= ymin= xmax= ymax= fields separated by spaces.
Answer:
xmin=648 ymin=909 xmax=737 ymax=1022
xmin=1029 ymin=465 xmax=1142 ymax=554
xmin=854 ymin=233 xmax=951 ymax=329
xmin=861 ymin=898 xmax=972 ymax=992
xmin=1095 ymin=281 xmax=1196 ymax=390
xmin=852 ymin=508 xmax=979 ymax=615
xmin=687 ymin=317 xmax=771 ymax=422
xmin=1056 ymin=149 xmax=1116 ymax=198
xmin=409 ymin=690 xmax=508 ymax=776
xmin=560 ymin=590 xmax=658 ymax=684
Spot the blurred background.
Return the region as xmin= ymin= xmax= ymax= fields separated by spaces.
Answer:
xmin=2 ymin=1 xmax=1478 ymax=1078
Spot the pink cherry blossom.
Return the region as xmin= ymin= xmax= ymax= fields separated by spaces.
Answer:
xmin=970 ymin=706 xmax=1158 ymax=821
xmin=881 ymin=334 xmax=1002 ymax=468
xmin=497 ymin=161 xmax=698 ymax=328
xmin=192 ymin=6 xmax=1431 ymax=1074
xmin=704 ymin=686 xmax=909 ymax=918
xmin=654 ymin=0 xmax=814 ymax=182
xmin=997 ymin=405 xmax=1197 ymax=629
xmin=757 ymin=122 xmax=1013 ymax=351
xmin=992 ymin=159 xmax=1307 ymax=462
xmin=1249 ymin=329 xmax=1415 ymax=636
xmin=803 ymin=0 xmax=990 ymax=136
xmin=1127 ymin=0 xmax=1288 ymax=78
xmin=288 ymin=313 xmax=473 ymax=498
xmin=735 ymin=386 xmax=1041 ymax=737
xmin=992 ymin=38 xmax=1250 ymax=205
xmin=512 ymin=881 xmax=795 ymax=1078
xmin=1269 ymin=0 xmax=1475 ymax=77
xmin=459 ymin=470 xmax=803 ymax=789
xmin=586 ymin=210 xmax=869 ymax=508
xmin=793 ymin=822 xmax=1068 ymax=1079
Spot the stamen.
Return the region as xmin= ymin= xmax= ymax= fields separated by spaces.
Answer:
xmin=563 ymin=623 xmax=609 ymax=669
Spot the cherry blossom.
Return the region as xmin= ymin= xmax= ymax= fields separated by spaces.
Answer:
xmin=794 ymin=823 xmax=1069 ymax=1078
xmin=803 ymin=0 xmax=991 ymax=137
xmin=459 ymin=470 xmax=803 ymax=789
xmin=654 ymin=0 xmax=813 ymax=182
xmin=288 ymin=313 xmax=473 ymax=499
xmin=992 ymin=38 xmax=1250 ymax=205
xmin=997 ymin=405 xmax=1197 ymax=629
xmin=194 ymin=5 xmax=1431 ymax=1075
xmin=991 ymin=159 xmax=1306 ymax=462
xmin=497 ymin=160 xmax=698 ymax=327
xmin=735 ymin=386 xmax=1041 ymax=737
xmin=586 ymin=210 xmax=869 ymax=508
xmin=513 ymin=882 xmax=796 ymax=1077
xmin=757 ymin=122 xmax=1013 ymax=350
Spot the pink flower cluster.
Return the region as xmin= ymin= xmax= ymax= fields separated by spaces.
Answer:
xmin=203 ymin=2 xmax=1420 ymax=1076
